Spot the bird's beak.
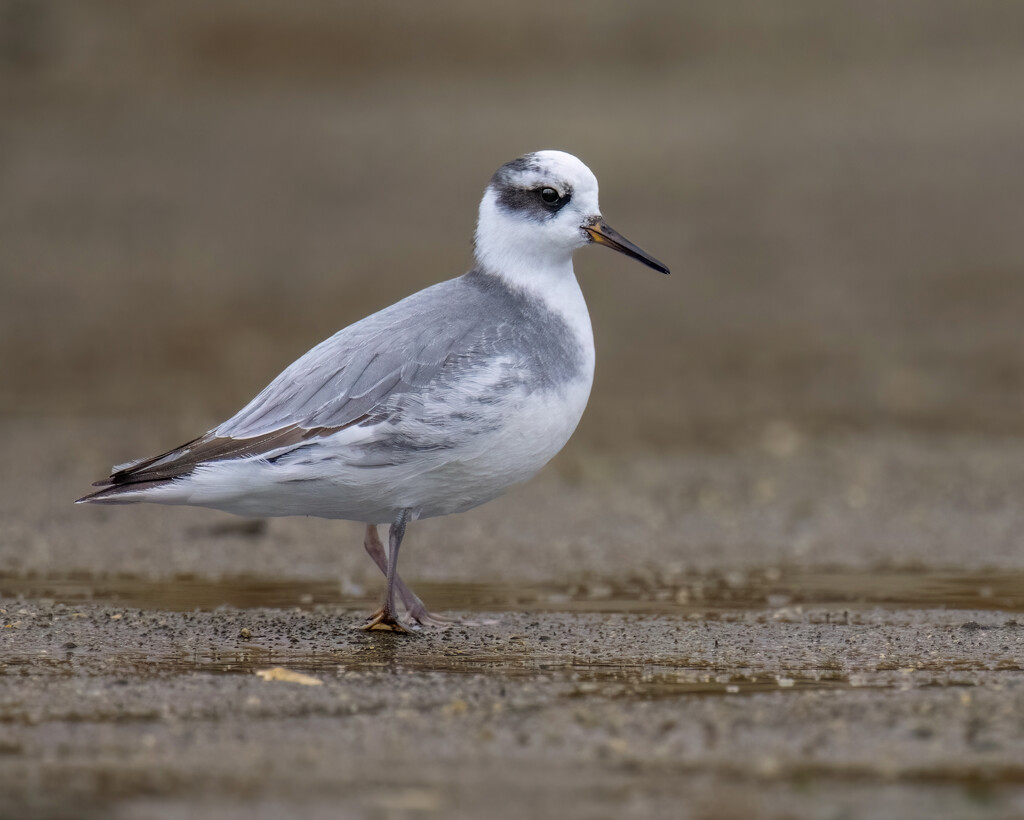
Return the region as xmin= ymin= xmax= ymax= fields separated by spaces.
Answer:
xmin=584 ymin=219 xmax=670 ymax=275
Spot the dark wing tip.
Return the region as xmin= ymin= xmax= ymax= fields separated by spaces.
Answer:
xmin=79 ymin=425 xmax=339 ymax=500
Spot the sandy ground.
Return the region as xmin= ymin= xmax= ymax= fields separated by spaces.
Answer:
xmin=2 ymin=2 xmax=1024 ymax=818
xmin=2 ymin=603 xmax=1023 ymax=820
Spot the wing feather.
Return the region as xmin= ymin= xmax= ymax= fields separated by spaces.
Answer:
xmin=218 ymin=277 xmax=490 ymax=438
xmin=86 ymin=270 xmax=584 ymax=494
xmin=93 ymin=278 xmax=494 ymax=489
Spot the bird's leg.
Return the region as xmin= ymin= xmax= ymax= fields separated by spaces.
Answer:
xmin=362 ymin=524 xmax=389 ymax=576
xmin=361 ymin=511 xmax=413 ymax=632
xmin=361 ymin=523 xmax=452 ymax=629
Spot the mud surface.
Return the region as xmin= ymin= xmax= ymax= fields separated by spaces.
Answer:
xmin=3 ymin=2 xmax=1024 ymax=818
xmin=3 ymin=600 xmax=1024 ymax=820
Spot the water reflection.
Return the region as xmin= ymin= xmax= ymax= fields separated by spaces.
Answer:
xmin=2 ymin=568 xmax=1021 ymax=613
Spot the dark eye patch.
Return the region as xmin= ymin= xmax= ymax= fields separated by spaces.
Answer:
xmin=493 ymin=180 xmax=573 ymax=221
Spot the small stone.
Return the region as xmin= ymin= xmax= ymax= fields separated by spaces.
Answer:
xmin=255 ymin=667 xmax=322 ymax=686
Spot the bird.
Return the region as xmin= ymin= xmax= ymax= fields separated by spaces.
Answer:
xmin=77 ymin=150 xmax=670 ymax=632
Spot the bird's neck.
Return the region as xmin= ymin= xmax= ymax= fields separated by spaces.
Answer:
xmin=476 ymin=249 xmax=576 ymax=298
xmin=474 ymin=194 xmax=578 ymax=302
xmin=469 ymin=254 xmax=595 ymax=375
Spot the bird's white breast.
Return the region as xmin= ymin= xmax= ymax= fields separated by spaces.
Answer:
xmin=408 ymin=368 xmax=593 ymax=519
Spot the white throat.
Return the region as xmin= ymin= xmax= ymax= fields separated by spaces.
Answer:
xmin=472 ymin=188 xmax=595 ymax=373
xmin=474 ymin=188 xmax=580 ymax=295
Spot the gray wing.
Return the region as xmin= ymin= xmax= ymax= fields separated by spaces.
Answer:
xmin=86 ymin=271 xmax=582 ymax=492
xmin=218 ymin=276 xmax=496 ymax=438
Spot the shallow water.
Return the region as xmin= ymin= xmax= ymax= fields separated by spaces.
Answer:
xmin=4 ymin=567 xmax=1020 ymax=703
xmin=3 ymin=567 xmax=1021 ymax=614
xmin=1 ymin=640 xmax=868 ymax=698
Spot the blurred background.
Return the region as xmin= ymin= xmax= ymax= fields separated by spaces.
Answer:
xmin=5 ymin=8 xmax=1024 ymax=814
xmin=1 ymin=1 xmax=1024 ymax=578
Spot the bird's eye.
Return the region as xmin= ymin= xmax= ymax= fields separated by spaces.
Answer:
xmin=539 ymin=187 xmax=560 ymax=205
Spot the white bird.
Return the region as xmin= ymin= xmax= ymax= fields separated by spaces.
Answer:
xmin=77 ymin=150 xmax=669 ymax=632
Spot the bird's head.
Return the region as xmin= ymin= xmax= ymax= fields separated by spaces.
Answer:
xmin=474 ymin=150 xmax=669 ymax=281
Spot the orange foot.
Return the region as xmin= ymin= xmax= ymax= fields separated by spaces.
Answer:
xmin=360 ymin=609 xmax=414 ymax=634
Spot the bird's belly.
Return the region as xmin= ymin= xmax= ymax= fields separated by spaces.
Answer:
xmin=403 ymin=376 xmax=593 ymax=519
xmin=173 ymin=377 xmax=593 ymax=523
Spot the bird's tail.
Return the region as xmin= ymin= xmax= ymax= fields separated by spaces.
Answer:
xmin=75 ymin=476 xmax=175 ymax=505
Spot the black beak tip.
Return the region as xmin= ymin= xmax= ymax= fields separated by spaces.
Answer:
xmin=636 ymin=254 xmax=670 ymax=275
xmin=586 ymin=222 xmax=670 ymax=276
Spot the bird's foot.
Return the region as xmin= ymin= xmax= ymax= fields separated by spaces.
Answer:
xmin=404 ymin=604 xmax=497 ymax=630
xmin=360 ymin=609 xmax=414 ymax=634
xmin=405 ymin=606 xmax=456 ymax=631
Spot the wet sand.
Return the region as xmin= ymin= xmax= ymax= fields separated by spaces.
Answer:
xmin=3 ymin=2 xmax=1024 ymax=818
xmin=2 ymin=600 xmax=1023 ymax=819
xmin=4 ymin=421 xmax=1024 ymax=819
